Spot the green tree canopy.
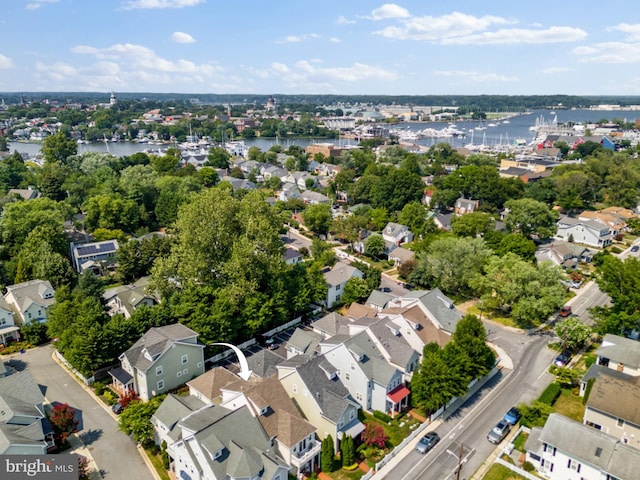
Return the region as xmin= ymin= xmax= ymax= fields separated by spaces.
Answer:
xmin=503 ymin=198 xmax=558 ymax=239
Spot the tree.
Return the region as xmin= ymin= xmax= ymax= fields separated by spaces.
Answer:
xmin=495 ymin=233 xmax=537 ymax=261
xmin=364 ymin=233 xmax=385 ymax=258
xmin=118 ymin=397 xmax=163 ymax=447
xmin=362 ymin=422 xmax=388 ymax=449
xmin=20 ymin=321 xmax=49 ymax=345
xmin=41 ymin=131 xmax=77 ymax=164
xmin=341 ymin=277 xmax=372 ymax=306
xmin=555 ymin=317 xmax=592 ymax=353
xmin=595 ymin=256 xmax=640 ymax=316
xmin=451 ymin=212 xmax=495 ymax=238
xmin=206 ymin=147 xmax=230 ymax=168
xmin=340 ymin=434 xmax=355 ymax=466
xmin=49 ymin=403 xmax=78 ymax=446
xmin=321 ymin=435 xmax=334 ymax=472
xmin=503 ymin=198 xmax=558 ymax=239
xmin=302 ymin=203 xmax=332 ymax=235
xmin=370 ymin=168 xmax=425 ymax=212
xmin=450 ymin=314 xmax=496 ymax=379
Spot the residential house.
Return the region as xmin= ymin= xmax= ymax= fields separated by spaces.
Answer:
xmin=378 ymin=303 xmax=452 ymax=354
xmin=311 ymin=312 xmax=350 ymax=338
xmin=152 ymin=393 xmax=207 ymax=456
xmin=382 ymin=222 xmax=413 ymax=246
xmin=386 ymin=289 xmax=463 ymax=334
xmin=277 ymin=355 xmax=363 ymax=453
xmin=346 ymin=303 xmax=376 ymax=321
xmin=583 ymin=372 xmax=640 ymax=450
xmin=284 ymin=328 xmax=323 ymax=359
xmin=245 ymin=349 xmax=286 ymax=379
xmin=4 ymin=280 xmax=55 ymax=326
xmin=365 ymin=290 xmax=395 ymax=312
xmin=283 ymin=248 xmax=303 ymax=266
xmin=323 ymin=262 xmax=363 ymax=308
xmin=70 ymin=239 xmax=119 ymax=273
xmin=579 ymin=211 xmax=628 ymax=237
xmin=278 ymin=184 xmax=302 ymax=202
xmin=218 ymin=375 xmax=321 ymax=477
xmin=321 ymin=331 xmax=408 ymax=415
xmin=535 ymin=241 xmax=594 ymax=269
xmin=103 ymin=276 xmax=160 ymax=319
xmin=454 ymin=198 xmax=480 ymax=215
xmin=0 ymin=370 xmax=55 ymax=454
xmin=594 ymin=334 xmax=640 ymax=377
xmin=555 ymin=216 xmax=612 ymax=248
xmin=221 ymin=176 xmax=256 ymax=191
xmin=0 ymin=296 xmax=18 ymax=345
xmin=301 ymin=190 xmax=330 ymax=205
xmin=187 ymin=367 xmax=241 ymax=405
xmin=284 ymin=172 xmax=316 ymax=191
xmin=170 ymin=405 xmax=290 ymax=480
xmin=109 ymin=324 xmax=205 ymax=401
xmin=434 ymin=212 xmax=453 ymax=231
xmin=261 ymin=164 xmax=288 ymax=181
xmin=7 ymin=187 xmax=41 ymax=200
xmin=525 ymin=413 xmax=640 ymax=480
xmin=388 ymin=246 xmax=415 ymax=266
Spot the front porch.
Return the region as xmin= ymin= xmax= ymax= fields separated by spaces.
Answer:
xmin=386 ymin=384 xmax=411 ymax=418
xmin=108 ymin=367 xmax=134 ymax=398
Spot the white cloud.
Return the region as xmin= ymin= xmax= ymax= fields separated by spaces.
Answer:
xmin=435 ymin=70 xmax=518 ymax=83
xmin=443 ymin=26 xmax=587 ymax=45
xmin=0 ymin=54 xmax=14 ymax=68
xmin=35 ymin=61 xmax=78 ymax=81
xmin=121 ymin=0 xmax=204 ymax=10
xmin=369 ymin=4 xmax=410 ymax=21
xmin=329 ymin=37 xmax=341 ymax=43
xmin=171 ymin=32 xmax=196 ymax=43
xmin=336 ymin=15 xmax=356 ymax=25
xmin=573 ymin=41 xmax=640 ymax=63
xmin=542 ymin=67 xmax=571 ymax=74
xmin=25 ymin=0 xmax=58 ymax=10
xmin=374 ymin=11 xmax=514 ymax=41
xmin=607 ymin=23 xmax=640 ymax=41
xmin=276 ymin=33 xmax=320 ymax=44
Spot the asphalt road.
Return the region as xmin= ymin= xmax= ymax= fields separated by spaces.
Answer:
xmin=386 ymin=332 xmax=555 ymax=480
xmin=7 ymin=345 xmax=154 ymax=480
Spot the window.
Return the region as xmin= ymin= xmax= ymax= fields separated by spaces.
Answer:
xmin=28 ymin=312 xmax=32 ymax=319
xmin=177 ymin=371 xmax=182 ymax=378
xmin=0 ymin=318 xmax=5 ymax=326
xmin=617 ymin=418 xmax=624 ymax=428
xmin=156 ymin=366 xmax=163 ymax=376
xmin=356 ymin=392 xmax=363 ymax=402
xmin=197 ymin=362 xmax=203 ymax=368
xmin=292 ymin=384 xmax=297 ymax=393
xmin=335 ymin=285 xmax=340 ymax=291
xmin=157 ymin=380 xmax=164 ymax=390
xmin=345 ymin=373 xmax=350 ymax=381
xmin=181 ymin=354 xmax=188 ymax=364
xmin=183 ymin=368 xmax=188 ymax=375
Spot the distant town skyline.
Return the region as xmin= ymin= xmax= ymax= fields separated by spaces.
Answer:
xmin=2 ymin=0 xmax=639 ymax=96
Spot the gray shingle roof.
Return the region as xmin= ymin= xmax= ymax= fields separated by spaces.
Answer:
xmin=152 ymin=394 xmax=206 ymax=437
xmin=246 ymin=349 xmax=286 ymax=379
xmin=122 ymin=324 xmax=201 ymax=373
xmin=312 ymin=312 xmax=350 ymax=336
xmin=596 ymin=334 xmax=640 ymax=370
xmin=366 ymin=290 xmax=395 ymax=309
xmin=403 ymin=288 xmax=462 ymax=333
xmin=0 ymin=370 xmax=44 ymax=423
xmin=344 ymin=332 xmax=398 ymax=385
xmin=586 ymin=372 xmax=640 ymax=427
xmin=4 ymin=280 xmax=55 ymax=315
xmin=366 ymin=319 xmax=420 ymax=369
xmin=324 ymin=262 xmax=362 ymax=287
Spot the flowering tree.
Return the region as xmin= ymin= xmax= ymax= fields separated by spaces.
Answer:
xmin=362 ymin=422 xmax=388 ymax=449
xmin=49 ymin=403 xmax=78 ymax=446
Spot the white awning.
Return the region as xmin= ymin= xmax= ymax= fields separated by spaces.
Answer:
xmin=342 ymin=421 xmax=365 ymax=438
xmin=0 ymin=326 xmax=20 ymax=336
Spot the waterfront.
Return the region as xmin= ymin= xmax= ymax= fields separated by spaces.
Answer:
xmin=8 ymin=109 xmax=640 ymax=158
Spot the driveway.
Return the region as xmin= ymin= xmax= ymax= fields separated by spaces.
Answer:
xmin=6 ymin=345 xmax=154 ymax=480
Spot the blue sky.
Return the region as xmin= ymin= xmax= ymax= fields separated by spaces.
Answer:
xmin=1 ymin=0 xmax=639 ymax=95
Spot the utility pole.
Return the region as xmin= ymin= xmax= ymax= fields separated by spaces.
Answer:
xmin=455 ymin=441 xmax=464 ymax=480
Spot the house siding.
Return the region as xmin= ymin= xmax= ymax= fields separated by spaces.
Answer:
xmin=584 ymin=407 xmax=640 ymax=450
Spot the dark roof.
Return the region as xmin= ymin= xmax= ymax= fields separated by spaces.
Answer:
xmin=75 ymin=241 xmax=118 ymax=257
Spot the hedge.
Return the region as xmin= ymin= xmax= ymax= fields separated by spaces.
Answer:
xmin=538 ymin=382 xmax=561 ymax=405
xmin=373 ymin=410 xmax=392 ymax=423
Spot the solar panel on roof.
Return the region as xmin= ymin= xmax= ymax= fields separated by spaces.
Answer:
xmin=76 ymin=242 xmax=117 ymax=257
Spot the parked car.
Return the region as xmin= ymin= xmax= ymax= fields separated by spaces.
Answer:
xmin=555 ymin=351 xmax=572 ymax=367
xmin=487 ymin=420 xmax=511 ymax=444
xmin=632 ymin=245 xmax=639 ymax=253
xmin=558 ymin=306 xmax=572 ymax=317
xmin=416 ymin=431 xmax=440 ymax=454
xmin=503 ymin=407 xmax=522 ymax=425
xmin=112 ymin=402 xmax=124 ymax=415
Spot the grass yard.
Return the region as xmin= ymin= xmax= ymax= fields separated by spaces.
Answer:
xmin=512 ymin=431 xmax=529 ymax=453
xmin=144 ymin=449 xmax=171 ymax=480
xmin=481 ymin=463 xmax=527 ymax=480
xmin=364 ymin=412 xmax=420 ymax=447
xmin=327 ymin=468 xmax=365 ymax=480
xmin=553 ymin=387 xmax=585 ymax=422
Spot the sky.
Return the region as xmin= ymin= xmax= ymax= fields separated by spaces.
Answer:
xmin=1 ymin=0 xmax=640 ymax=96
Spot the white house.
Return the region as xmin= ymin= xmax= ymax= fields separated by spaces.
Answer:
xmin=4 ymin=280 xmax=55 ymax=325
xmin=381 ymin=222 xmax=413 ymax=246
xmin=525 ymin=413 xmax=640 ymax=480
xmin=555 ymin=216 xmax=612 ymax=248
xmin=70 ymin=239 xmax=119 ymax=273
xmin=323 ymin=262 xmax=363 ymax=308
xmin=0 ymin=296 xmax=18 ymax=345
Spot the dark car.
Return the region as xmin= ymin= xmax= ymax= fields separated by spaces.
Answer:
xmin=555 ymin=351 xmax=572 ymax=367
xmin=487 ymin=420 xmax=511 ymax=444
xmin=632 ymin=245 xmax=639 ymax=253
xmin=112 ymin=402 xmax=124 ymax=415
xmin=503 ymin=407 xmax=522 ymax=425
xmin=416 ymin=431 xmax=440 ymax=454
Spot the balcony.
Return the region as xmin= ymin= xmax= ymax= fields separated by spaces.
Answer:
xmin=290 ymin=439 xmax=321 ymax=469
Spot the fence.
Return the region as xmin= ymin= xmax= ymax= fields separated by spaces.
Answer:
xmin=55 ymin=350 xmax=94 ymax=385
xmin=494 ymin=457 xmax=538 ymax=480
xmin=205 ymin=316 xmax=302 ymax=365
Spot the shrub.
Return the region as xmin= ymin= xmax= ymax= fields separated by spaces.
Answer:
xmin=538 ymin=382 xmax=561 ymax=405
xmin=523 ymin=461 xmax=535 ymax=472
xmin=373 ymin=410 xmax=392 ymax=423
xmin=610 ymin=246 xmax=622 ymax=254
xmin=583 ymin=378 xmax=595 ymax=405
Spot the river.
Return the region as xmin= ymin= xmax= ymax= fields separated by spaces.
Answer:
xmin=8 ymin=109 xmax=640 ymax=158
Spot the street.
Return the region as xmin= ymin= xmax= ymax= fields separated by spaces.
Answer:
xmin=6 ymin=345 xmax=154 ymax=480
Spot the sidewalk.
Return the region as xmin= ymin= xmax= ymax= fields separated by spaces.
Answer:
xmin=68 ymin=433 xmax=102 ymax=480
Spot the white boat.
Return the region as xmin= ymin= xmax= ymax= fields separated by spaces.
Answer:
xmin=487 ymin=123 xmax=498 ymax=127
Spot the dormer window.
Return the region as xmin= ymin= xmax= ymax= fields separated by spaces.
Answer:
xmin=260 ymin=406 xmax=269 ymax=416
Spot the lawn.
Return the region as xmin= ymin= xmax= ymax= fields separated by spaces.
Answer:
xmin=481 ymin=463 xmax=528 ymax=480
xmin=144 ymin=449 xmax=171 ymax=480
xmin=512 ymin=431 xmax=529 ymax=453
xmin=553 ymin=387 xmax=585 ymax=422
xmin=327 ymin=467 xmax=365 ymax=480
xmin=363 ymin=412 xmax=420 ymax=447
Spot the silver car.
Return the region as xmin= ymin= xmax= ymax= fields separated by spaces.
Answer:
xmin=416 ymin=431 xmax=440 ymax=454
xmin=487 ymin=420 xmax=511 ymax=444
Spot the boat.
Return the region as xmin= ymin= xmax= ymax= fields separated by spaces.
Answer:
xmin=487 ymin=123 xmax=498 ymax=127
